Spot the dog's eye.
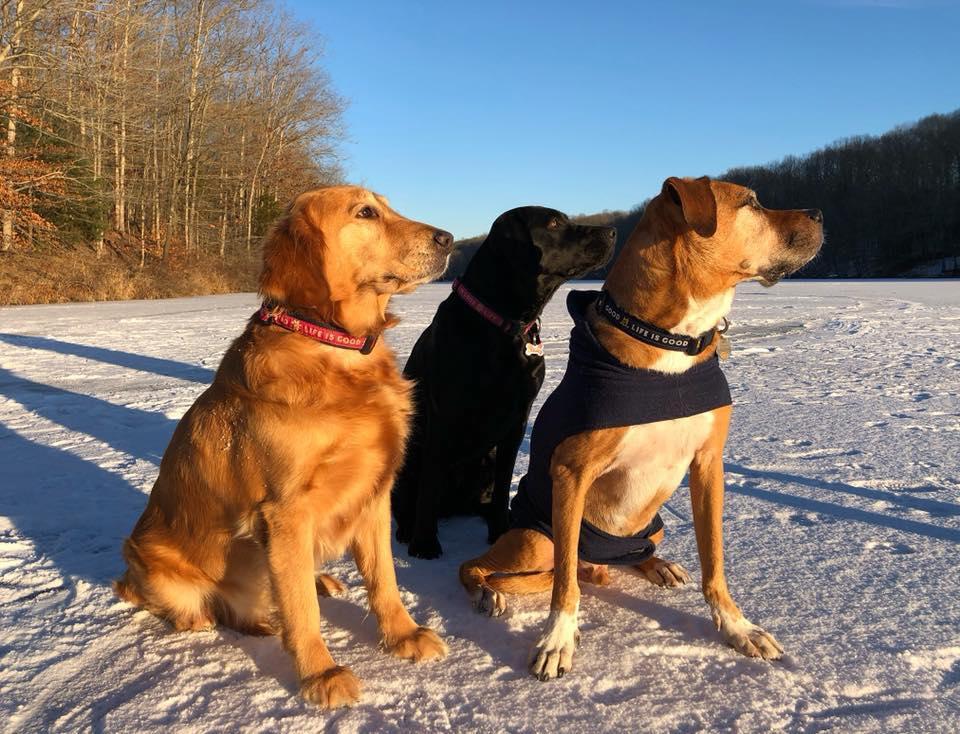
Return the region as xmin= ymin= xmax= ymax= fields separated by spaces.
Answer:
xmin=547 ymin=218 xmax=561 ymax=230
xmin=357 ymin=206 xmax=378 ymax=219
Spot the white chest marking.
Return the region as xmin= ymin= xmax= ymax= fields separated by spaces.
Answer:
xmin=650 ymin=290 xmax=734 ymax=374
xmin=592 ymin=411 xmax=716 ymax=534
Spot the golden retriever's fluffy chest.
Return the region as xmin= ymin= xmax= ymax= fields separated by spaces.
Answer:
xmin=586 ymin=411 xmax=715 ymax=535
xmin=249 ymin=360 xmax=413 ymax=558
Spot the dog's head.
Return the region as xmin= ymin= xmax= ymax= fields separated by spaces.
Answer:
xmin=485 ymin=206 xmax=616 ymax=282
xmin=259 ymin=186 xmax=453 ymax=309
xmin=654 ymin=176 xmax=824 ymax=287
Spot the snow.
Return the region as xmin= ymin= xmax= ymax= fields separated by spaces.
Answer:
xmin=1 ymin=280 xmax=958 ymax=733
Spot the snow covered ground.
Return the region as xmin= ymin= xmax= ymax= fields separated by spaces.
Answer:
xmin=1 ymin=280 xmax=958 ymax=733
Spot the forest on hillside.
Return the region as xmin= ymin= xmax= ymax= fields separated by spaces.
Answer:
xmin=446 ymin=109 xmax=960 ymax=280
xmin=3 ymin=1 xmax=957 ymax=305
xmin=0 ymin=0 xmax=342 ymax=303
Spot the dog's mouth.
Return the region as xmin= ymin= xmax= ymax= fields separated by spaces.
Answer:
xmin=757 ymin=267 xmax=788 ymax=287
xmin=758 ymin=231 xmax=824 ymax=287
xmin=758 ymin=255 xmax=809 ymax=287
xmin=380 ymin=252 xmax=451 ymax=294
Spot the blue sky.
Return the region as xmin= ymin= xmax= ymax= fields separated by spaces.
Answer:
xmin=284 ymin=0 xmax=960 ymax=238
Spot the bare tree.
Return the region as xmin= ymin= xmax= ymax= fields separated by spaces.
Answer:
xmin=2 ymin=0 xmax=342 ymax=261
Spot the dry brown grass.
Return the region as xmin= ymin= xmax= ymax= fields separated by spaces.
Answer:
xmin=0 ymin=244 xmax=259 ymax=306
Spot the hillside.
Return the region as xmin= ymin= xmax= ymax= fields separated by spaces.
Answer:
xmin=445 ymin=109 xmax=960 ymax=280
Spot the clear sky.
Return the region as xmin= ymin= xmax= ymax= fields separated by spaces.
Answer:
xmin=283 ymin=0 xmax=960 ymax=239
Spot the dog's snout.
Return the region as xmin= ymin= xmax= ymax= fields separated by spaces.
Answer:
xmin=805 ymin=209 xmax=823 ymax=223
xmin=433 ymin=230 xmax=454 ymax=250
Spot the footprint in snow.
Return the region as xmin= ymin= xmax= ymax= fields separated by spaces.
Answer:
xmin=863 ymin=540 xmax=916 ymax=555
xmin=785 ymin=447 xmax=862 ymax=460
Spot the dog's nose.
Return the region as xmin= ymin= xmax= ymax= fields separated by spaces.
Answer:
xmin=806 ymin=209 xmax=823 ymax=223
xmin=433 ymin=230 xmax=454 ymax=250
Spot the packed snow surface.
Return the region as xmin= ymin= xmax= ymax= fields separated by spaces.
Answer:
xmin=1 ymin=280 xmax=958 ymax=733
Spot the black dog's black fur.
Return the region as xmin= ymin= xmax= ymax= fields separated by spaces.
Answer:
xmin=392 ymin=207 xmax=616 ymax=558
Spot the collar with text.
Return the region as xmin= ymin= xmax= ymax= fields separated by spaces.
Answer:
xmin=595 ymin=290 xmax=717 ymax=356
xmin=257 ymin=302 xmax=378 ymax=354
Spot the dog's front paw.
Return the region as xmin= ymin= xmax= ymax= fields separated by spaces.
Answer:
xmin=472 ymin=584 xmax=507 ymax=617
xmin=387 ymin=626 xmax=448 ymax=662
xmin=712 ymin=608 xmax=784 ymax=660
xmin=408 ymin=536 xmax=443 ymax=559
xmin=637 ymin=557 xmax=691 ymax=588
xmin=300 ymin=666 xmax=361 ymax=708
xmin=528 ymin=610 xmax=579 ymax=681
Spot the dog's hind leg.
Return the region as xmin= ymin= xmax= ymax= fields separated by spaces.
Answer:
xmin=115 ymin=537 xmax=218 ymax=632
xmin=215 ymin=537 xmax=278 ymax=636
xmin=459 ymin=529 xmax=555 ymax=617
xmin=633 ymin=528 xmax=691 ymax=588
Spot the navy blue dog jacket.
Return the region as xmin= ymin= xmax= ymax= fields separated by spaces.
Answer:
xmin=509 ymin=290 xmax=732 ymax=565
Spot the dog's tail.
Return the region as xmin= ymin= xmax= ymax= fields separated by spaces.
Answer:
xmin=484 ymin=571 xmax=554 ymax=594
xmin=113 ymin=538 xmax=146 ymax=607
xmin=460 ymin=555 xmax=555 ymax=597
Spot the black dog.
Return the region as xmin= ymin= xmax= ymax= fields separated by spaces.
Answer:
xmin=392 ymin=207 xmax=616 ymax=559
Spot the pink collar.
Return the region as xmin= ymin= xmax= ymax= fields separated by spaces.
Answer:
xmin=257 ymin=303 xmax=378 ymax=354
xmin=451 ymin=278 xmax=543 ymax=355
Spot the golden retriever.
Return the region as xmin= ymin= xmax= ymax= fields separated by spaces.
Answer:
xmin=115 ymin=185 xmax=453 ymax=708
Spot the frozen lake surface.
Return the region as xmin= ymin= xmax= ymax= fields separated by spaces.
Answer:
xmin=1 ymin=280 xmax=958 ymax=732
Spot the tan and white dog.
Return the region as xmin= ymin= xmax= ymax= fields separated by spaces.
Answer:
xmin=459 ymin=176 xmax=824 ymax=679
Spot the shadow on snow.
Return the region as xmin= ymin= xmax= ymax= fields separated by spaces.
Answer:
xmin=0 ymin=333 xmax=215 ymax=385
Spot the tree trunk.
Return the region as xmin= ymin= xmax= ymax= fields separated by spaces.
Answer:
xmin=113 ymin=0 xmax=133 ymax=233
xmin=218 ymin=163 xmax=226 ymax=257
xmin=1 ymin=0 xmax=24 ymax=251
xmin=181 ymin=0 xmax=207 ymax=254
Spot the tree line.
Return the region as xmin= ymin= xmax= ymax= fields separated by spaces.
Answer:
xmin=446 ymin=108 xmax=960 ymax=280
xmin=1 ymin=0 xmax=342 ymax=265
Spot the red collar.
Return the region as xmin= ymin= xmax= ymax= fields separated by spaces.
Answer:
xmin=451 ymin=278 xmax=543 ymax=355
xmin=257 ymin=303 xmax=378 ymax=354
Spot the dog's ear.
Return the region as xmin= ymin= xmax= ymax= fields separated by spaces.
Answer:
xmin=489 ymin=208 xmax=535 ymax=246
xmin=662 ymin=176 xmax=717 ymax=238
xmin=259 ymin=197 xmax=352 ymax=307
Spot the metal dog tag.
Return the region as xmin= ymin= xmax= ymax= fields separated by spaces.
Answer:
xmin=525 ymin=342 xmax=544 ymax=357
xmin=717 ymin=335 xmax=731 ymax=361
